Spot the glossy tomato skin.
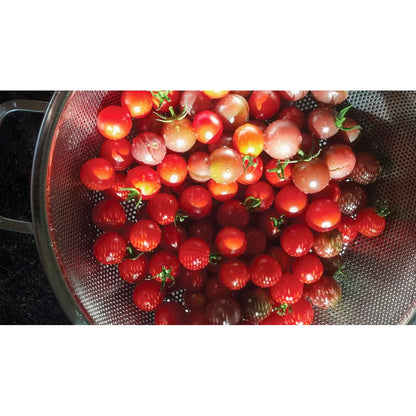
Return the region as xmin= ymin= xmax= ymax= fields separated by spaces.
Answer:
xmin=80 ymin=158 xmax=115 ymax=191
xmin=307 ymin=106 xmax=339 ymax=139
xmin=309 ymin=180 xmax=341 ymax=203
xmin=338 ymin=214 xmax=358 ymax=243
xmin=322 ymin=143 xmax=356 ymax=180
xmin=284 ymin=298 xmax=314 ymax=325
xmin=264 ymin=119 xmax=302 ymax=160
xmin=238 ymin=156 xmax=263 ymax=185
xmin=183 ymin=291 xmax=209 ymax=311
xmin=131 ymin=132 xmax=166 ymax=166
xmin=277 ymin=91 xmax=309 ymax=101
xmin=147 ymin=193 xmax=179 ymax=225
xmin=219 ymin=259 xmax=250 ymax=290
xmin=157 ymin=154 xmax=188 ymax=187
xmin=179 ymin=185 xmax=213 ymax=220
xmin=135 ymin=111 xmax=163 ymax=135
xmin=245 ymin=227 xmax=268 ymax=257
xmin=313 ymin=230 xmax=343 ymax=258
xmin=250 ymin=254 xmax=282 ymax=288
xmin=151 ymin=90 xmax=180 ymax=113
xmin=213 ymin=94 xmax=250 ymax=133
xmin=205 ymin=275 xmax=232 ymax=299
xmin=269 ymin=272 xmax=303 ymax=304
xmin=148 ymin=251 xmax=180 ymax=286
xmin=203 ymin=90 xmax=230 ymax=99
xmin=205 ymin=296 xmax=242 ymax=325
xmin=334 ymin=117 xmax=361 ymax=145
xmin=349 ymin=152 xmax=381 ymax=185
xmin=102 ymin=172 xmax=129 ymax=201
xmin=248 ymin=91 xmax=281 ymax=120
xmin=178 ymin=91 xmax=212 ymax=119
xmin=217 ymin=199 xmax=250 ymax=229
xmin=276 ymin=106 xmax=305 ymax=130
xmin=239 ymin=286 xmax=273 ymax=324
xmin=258 ymin=208 xmax=287 ymax=239
xmin=187 ymin=219 xmax=215 ymax=243
xmin=97 ymin=105 xmax=132 ymax=140
xmin=267 ymin=246 xmax=293 ymax=272
xmin=264 ymin=159 xmax=293 ymax=188
xmin=126 ymin=166 xmax=161 ymax=200
xmin=292 ymin=253 xmax=324 ymax=284
xmin=355 ymin=207 xmax=387 ymax=238
xmin=209 ymin=147 xmax=244 ymax=185
xmin=92 ymin=199 xmax=126 ymax=232
xmin=215 ymin=227 xmax=247 ymax=258
xmin=162 ymin=118 xmax=197 ymax=153
xmin=338 ymin=182 xmax=368 ymax=216
xmin=193 ymin=110 xmax=223 ymax=144
xmin=160 ymin=223 xmax=187 ymax=252
xmin=129 ymin=220 xmax=161 ymax=252
xmin=121 ymin=91 xmax=153 ymax=118
xmin=292 ymin=158 xmax=330 ymax=194
xmin=280 ymin=224 xmax=314 ymax=258
xmin=274 ymin=185 xmax=308 ymax=217
xmin=100 ymin=139 xmax=133 ymax=171
xmin=118 ymin=256 xmax=148 ymax=284
xmin=307 ymin=275 xmax=342 ymax=309
xmin=178 ymin=238 xmax=211 ymax=271
xmin=245 ymin=181 xmax=274 ymax=211
xmin=133 ymin=280 xmax=164 ymax=312
xmin=177 ymin=269 xmax=207 ymax=292
xmin=186 ymin=310 xmax=209 ymax=325
xmin=304 ymin=198 xmax=341 ymax=232
xmin=259 ymin=312 xmax=286 ymax=325
xmin=233 ymin=123 xmax=265 ymax=156
xmin=207 ymin=180 xmax=238 ymax=201
xmin=311 ymin=91 xmax=348 ymax=106
xmin=155 ymin=302 xmax=187 ymax=325
xmin=93 ymin=232 xmax=127 ymax=265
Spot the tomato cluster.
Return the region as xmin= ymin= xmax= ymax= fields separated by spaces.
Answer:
xmin=80 ymin=90 xmax=387 ymax=325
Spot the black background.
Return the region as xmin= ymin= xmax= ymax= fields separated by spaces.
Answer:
xmin=0 ymin=91 xmax=70 ymax=324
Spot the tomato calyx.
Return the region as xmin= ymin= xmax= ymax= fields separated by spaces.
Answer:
xmin=126 ymin=245 xmax=145 ymax=260
xmin=242 ymin=155 xmax=259 ymax=172
xmin=243 ymin=196 xmax=262 ymax=211
xmin=335 ymin=105 xmax=361 ymax=131
xmin=272 ymin=303 xmax=292 ymax=316
xmin=374 ymin=200 xmax=391 ymax=218
xmin=151 ymin=91 xmax=173 ymax=110
xmin=333 ymin=263 xmax=346 ymax=278
xmin=154 ymin=266 xmax=176 ymax=289
xmin=120 ymin=187 xmax=143 ymax=209
xmin=174 ymin=210 xmax=189 ymax=226
xmin=270 ymin=215 xmax=286 ymax=231
xmin=153 ymin=105 xmax=189 ymax=123
xmin=209 ymin=252 xmax=223 ymax=265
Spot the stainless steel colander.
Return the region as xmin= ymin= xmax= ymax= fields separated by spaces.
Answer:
xmin=1 ymin=91 xmax=415 ymax=325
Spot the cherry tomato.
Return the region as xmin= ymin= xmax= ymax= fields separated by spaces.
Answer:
xmin=187 ymin=219 xmax=215 ymax=243
xmin=334 ymin=117 xmax=362 ymax=145
xmin=299 ymin=131 xmax=319 ymax=155
xmin=338 ymin=182 xmax=368 ymax=216
xmin=291 ymin=158 xmax=330 ymax=194
xmin=80 ymin=158 xmax=115 ymax=191
xmin=205 ymin=296 xmax=241 ymax=325
xmin=160 ymin=223 xmax=188 ymax=252
xmin=322 ymin=143 xmax=356 ymax=180
xmin=238 ymin=156 xmax=263 ymax=185
xmin=92 ymin=199 xmax=126 ymax=232
xmin=309 ymin=180 xmax=341 ymax=203
xmin=162 ymin=118 xmax=197 ymax=153
xmin=305 ymin=198 xmax=341 ymax=232
xmin=129 ymin=219 xmax=161 ymax=252
xmin=209 ymin=147 xmax=244 ymax=185
xmin=178 ymin=91 xmax=212 ymax=119
xmin=203 ymin=90 xmax=229 ymax=99
xmin=149 ymin=251 xmax=180 ymax=286
xmin=267 ymin=246 xmax=293 ymax=272
xmin=313 ymin=230 xmax=343 ymax=258
xmin=355 ymin=206 xmax=388 ymax=238
xmin=284 ymin=298 xmax=314 ymax=325
xmin=207 ymin=132 xmax=234 ymax=153
xmin=97 ymin=105 xmax=132 ymax=141
xmin=219 ymin=259 xmax=250 ymax=290
xmin=125 ymin=165 xmax=161 ymax=200
xmin=177 ymin=269 xmax=207 ymax=293
xmin=264 ymin=159 xmax=293 ymax=188
xmin=292 ymin=253 xmax=324 ymax=284
xmin=118 ymin=256 xmax=148 ymax=284
xmin=155 ymin=302 xmax=186 ymax=325
xmin=349 ymin=152 xmax=381 ymax=185
xmin=179 ymin=185 xmax=212 ymax=220
xmin=239 ymin=286 xmax=273 ymax=324
xmin=307 ymin=275 xmax=342 ymax=309
xmin=207 ymin=179 xmax=238 ymax=201
xmin=100 ymin=138 xmax=133 ymax=171
xmin=205 ymin=275 xmax=232 ymax=299
xmin=233 ymin=123 xmax=265 ymax=157
xmin=259 ymin=312 xmax=286 ymax=325
xmin=133 ymin=280 xmax=164 ymax=312
xmin=248 ymin=90 xmax=281 ymax=120
xmin=276 ymin=106 xmax=305 ymax=130
xmin=192 ymin=110 xmax=223 ymax=144
xmin=215 ymin=227 xmax=247 ymax=258
xmin=264 ymin=120 xmax=302 ymax=160
xmin=280 ymin=224 xmax=314 ymax=257
xmin=338 ymin=214 xmax=358 ymax=243
xmin=217 ymin=199 xmax=250 ymax=229
xmin=178 ymin=237 xmax=211 ymax=270
xmin=258 ymin=207 xmax=287 ymax=239
xmin=157 ymin=154 xmax=188 ymax=187
xmin=187 ymin=151 xmax=210 ymax=183
xmin=270 ymin=272 xmax=303 ymax=304
xmin=274 ymin=185 xmax=308 ymax=217
xmin=244 ymin=181 xmax=274 ymax=211
xmin=134 ymin=111 xmax=163 ymax=135
xmin=307 ymin=106 xmax=339 ymax=139
xmin=121 ymin=91 xmax=153 ymax=118
xmin=186 ymin=310 xmax=209 ymax=325
xmin=245 ymin=227 xmax=268 ymax=257
xmin=151 ymin=90 xmax=181 ymax=113
xmin=102 ymin=172 xmax=130 ymax=201
xmin=250 ymin=254 xmax=282 ymax=288
xmin=147 ymin=193 xmax=179 ymax=225
xmin=213 ymin=94 xmax=250 ymax=132
xmin=131 ymin=132 xmax=166 ymax=166
xmin=93 ymin=232 xmax=127 ymax=265
xmin=311 ymin=91 xmax=348 ymax=106
xmin=277 ymin=91 xmax=309 ymax=101
xmin=183 ymin=291 xmax=208 ymax=311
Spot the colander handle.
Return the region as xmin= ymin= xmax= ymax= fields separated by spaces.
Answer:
xmin=0 ymin=99 xmax=49 ymax=234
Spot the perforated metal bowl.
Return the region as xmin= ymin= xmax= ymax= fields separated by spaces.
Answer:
xmin=5 ymin=91 xmax=416 ymax=324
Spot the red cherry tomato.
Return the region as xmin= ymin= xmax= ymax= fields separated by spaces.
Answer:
xmin=322 ymin=143 xmax=356 ymax=180
xmin=134 ymin=111 xmax=163 ymax=135
xmin=264 ymin=159 xmax=293 ymax=188
xmin=355 ymin=206 xmax=388 ymax=238
xmin=151 ymin=90 xmax=181 ymax=113
xmin=309 ymin=180 xmax=341 ymax=203
xmin=233 ymin=123 xmax=265 ymax=157
xmin=349 ymin=152 xmax=381 ymax=185
xmin=162 ymin=118 xmax=197 ymax=153
xmin=203 ymin=90 xmax=229 ymax=99
xmin=270 ymin=272 xmax=303 ymax=305
xmin=125 ymin=166 xmax=161 ymax=200
xmin=209 ymin=146 xmax=244 ymax=185
xmin=187 ymin=219 xmax=215 ymax=243
xmin=259 ymin=313 xmax=287 ymax=325
xmin=131 ymin=132 xmax=167 ymax=166
xmin=244 ymin=181 xmax=274 ymax=212
xmin=245 ymin=227 xmax=268 ymax=257
xmin=276 ymin=106 xmax=305 ymax=130
xmin=311 ymin=91 xmax=348 ymax=106
xmin=147 ymin=193 xmax=179 ymax=225
xmin=118 ymin=256 xmax=148 ymax=284
xmin=313 ymin=230 xmax=343 ymax=259
xmin=100 ymin=138 xmax=133 ymax=171
xmin=217 ymin=199 xmax=250 ymax=229
xmin=129 ymin=220 xmax=161 ymax=252
xmin=149 ymin=251 xmax=180 ymax=287
xmin=277 ymin=91 xmax=309 ymax=101
xmin=304 ymin=198 xmax=341 ymax=232
xmin=80 ymin=158 xmax=115 ymax=191
xmin=92 ymin=199 xmax=126 ymax=232
xmin=97 ymin=105 xmax=132 ymax=140
xmin=338 ymin=214 xmax=358 ymax=243
xmin=280 ymin=224 xmax=314 ymax=257
xmin=178 ymin=238 xmax=211 ymax=271
xmin=267 ymin=246 xmax=293 ymax=272
xmin=213 ymin=94 xmax=250 ymax=133
xmin=178 ymin=91 xmax=212 ymax=119
xmin=258 ymin=207 xmax=287 ymax=239
xmin=274 ymin=185 xmax=308 ymax=217
xmin=157 ymin=154 xmax=188 ymax=187
xmin=239 ymin=286 xmax=273 ymax=324
xmin=264 ymin=120 xmax=302 ymax=160
xmin=160 ymin=223 xmax=188 ymax=252
xmin=121 ymin=91 xmax=153 ymax=118
xmin=284 ymin=298 xmax=314 ymax=325
xmin=215 ymin=227 xmax=247 ymax=258
xmin=205 ymin=296 xmax=242 ymax=325
xmin=219 ymin=259 xmax=250 ymax=291
xmin=187 ymin=151 xmax=210 ymax=183
xmin=292 ymin=253 xmax=324 ymax=284
xmin=307 ymin=106 xmax=339 ymax=139
xmin=248 ymin=90 xmax=281 ymax=120
xmin=177 ymin=269 xmax=207 ymax=293
xmin=250 ymin=254 xmax=282 ymax=288
xmin=207 ymin=179 xmax=238 ymax=201
xmin=193 ymin=110 xmax=223 ymax=144
xmin=93 ymin=232 xmax=127 ymax=265
xmin=205 ymin=275 xmax=232 ymax=299
xmin=102 ymin=172 xmax=130 ymax=201
xmin=133 ymin=280 xmax=165 ymax=312
xmin=179 ymin=185 xmax=213 ymax=220
xmin=186 ymin=310 xmax=209 ymax=325
xmin=291 ymin=158 xmax=330 ymax=194
xmin=307 ymin=275 xmax=342 ymax=309
xmin=338 ymin=182 xmax=368 ymax=216
xmin=238 ymin=156 xmax=263 ymax=185
xmin=155 ymin=302 xmax=187 ymax=325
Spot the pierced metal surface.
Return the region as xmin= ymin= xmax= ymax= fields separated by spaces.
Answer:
xmin=46 ymin=91 xmax=416 ymax=325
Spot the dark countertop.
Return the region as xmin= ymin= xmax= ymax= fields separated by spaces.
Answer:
xmin=0 ymin=91 xmax=71 ymax=324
